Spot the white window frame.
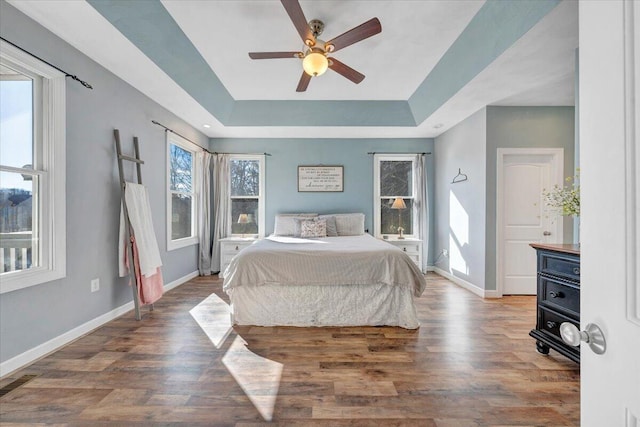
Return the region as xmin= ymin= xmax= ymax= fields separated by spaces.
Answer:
xmin=373 ymin=154 xmax=418 ymax=239
xmin=229 ymin=154 xmax=265 ymax=238
xmin=0 ymin=40 xmax=66 ymax=294
xmin=166 ymin=133 xmax=198 ymax=251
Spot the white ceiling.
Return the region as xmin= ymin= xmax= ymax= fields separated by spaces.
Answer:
xmin=164 ymin=0 xmax=484 ymax=100
xmin=8 ymin=0 xmax=578 ymax=138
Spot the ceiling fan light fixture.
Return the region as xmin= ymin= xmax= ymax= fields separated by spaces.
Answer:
xmin=302 ymin=50 xmax=328 ymax=77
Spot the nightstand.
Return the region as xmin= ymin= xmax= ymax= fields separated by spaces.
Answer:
xmin=383 ymin=237 xmax=423 ymax=271
xmin=219 ymin=237 xmax=257 ymax=278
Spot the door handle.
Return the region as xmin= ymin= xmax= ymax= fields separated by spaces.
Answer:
xmin=543 ymin=231 xmax=552 ymax=236
xmin=560 ymin=322 xmax=606 ymax=355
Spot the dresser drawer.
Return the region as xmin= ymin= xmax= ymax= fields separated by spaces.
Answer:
xmin=540 ymin=251 xmax=580 ymax=282
xmin=393 ymin=241 xmax=420 ymax=255
xmin=221 ymin=241 xmax=252 ymax=255
xmin=539 ymin=307 xmax=579 ymax=342
xmin=540 ymin=276 xmax=580 ymax=315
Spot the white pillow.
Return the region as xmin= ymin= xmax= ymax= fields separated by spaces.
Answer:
xmin=333 ymin=213 xmax=365 ymax=236
xmin=273 ymin=213 xmax=317 ymax=236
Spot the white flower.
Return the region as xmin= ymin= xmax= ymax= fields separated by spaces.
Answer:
xmin=542 ymin=171 xmax=580 ymax=217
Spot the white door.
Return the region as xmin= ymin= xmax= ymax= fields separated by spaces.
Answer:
xmin=579 ymin=1 xmax=640 ymax=425
xmin=497 ymin=149 xmax=564 ymax=295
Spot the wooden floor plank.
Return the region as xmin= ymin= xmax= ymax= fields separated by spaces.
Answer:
xmin=0 ymin=272 xmax=579 ymax=425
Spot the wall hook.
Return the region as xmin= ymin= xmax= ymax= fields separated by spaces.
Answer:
xmin=451 ymin=168 xmax=468 ymax=184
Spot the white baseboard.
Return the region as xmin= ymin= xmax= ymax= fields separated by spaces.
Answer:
xmin=432 ymin=267 xmax=501 ymax=299
xmin=165 ymin=270 xmax=199 ymax=292
xmin=425 ymin=265 xmax=435 ymax=272
xmin=483 ymin=289 xmax=501 ymax=298
xmin=0 ymin=270 xmax=199 ymax=379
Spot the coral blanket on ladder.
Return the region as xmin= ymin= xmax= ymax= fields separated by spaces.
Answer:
xmin=129 ymin=236 xmax=163 ymax=305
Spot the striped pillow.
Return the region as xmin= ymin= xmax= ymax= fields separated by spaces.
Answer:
xmin=333 ymin=213 xmax=365 ymax=236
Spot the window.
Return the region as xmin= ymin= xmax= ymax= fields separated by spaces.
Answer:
xmin=167 ymin=134 xmax=198 ymax=250
xmin=0 ymin=40 xmax=66 ymax=293
xmin=229 ymin=155 xmax=265 ymax=237
xmin=374 ymin=154 xmax=417 ymax=238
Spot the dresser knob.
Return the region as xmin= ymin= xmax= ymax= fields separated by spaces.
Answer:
xmin=235 ymin=245 xmax=239 ymax=251
xmin=403 ymin=247 xmax=407 ymax=252
xmin=549 ymin=291 xmax=564 ymax=299
xmin=546 ymin=321 xmax=557 ymax=329
xmin=573 ymin=267 xmax=580 ymax=275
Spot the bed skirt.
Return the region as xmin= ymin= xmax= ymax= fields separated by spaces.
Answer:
xmin=228 ymin=282 xmax=420 ymax=329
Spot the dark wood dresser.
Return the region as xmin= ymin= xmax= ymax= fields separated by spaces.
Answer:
xmin=529 ymin=243 xmax=581 ymax=363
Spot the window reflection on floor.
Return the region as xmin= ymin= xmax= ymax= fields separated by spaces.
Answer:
xmin=189 ymin=293 xmax=233 ymax=349
xmin=222 ymin=335 xmax=283 ymax=421
xmin=190 ymin=293 xmax=283 ymax=421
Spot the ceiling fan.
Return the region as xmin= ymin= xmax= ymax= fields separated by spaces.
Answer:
xmin=248 ymin=0 xmax=382 ymax=92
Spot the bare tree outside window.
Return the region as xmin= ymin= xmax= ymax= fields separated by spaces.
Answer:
xmin=378 ymin=159 xmax=415 ymax=235
xmin=170 ymin=144 xmax=192 ymax=193
xmin=231 ymin=159 xmax=259 ymax=235
xmin=169 ymin=144 xmax=193 ymax=240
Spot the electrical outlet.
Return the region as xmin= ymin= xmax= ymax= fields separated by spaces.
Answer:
xmin=442 ymin=249 xmax=449 ymax=257
xmin=90 ymin=278 xmax=100 ymax=293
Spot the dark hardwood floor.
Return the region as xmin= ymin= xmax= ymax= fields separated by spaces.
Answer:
xmin=0 ymin=273 xmax=579 ymax=426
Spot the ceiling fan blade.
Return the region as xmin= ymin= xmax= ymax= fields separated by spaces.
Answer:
xmin=281 ymin=0 xmax=315 ymax=46
xmin=325 ymin=18 xmax=381 ymax=53
xmin=249 ymin=52 xmax=302 ymax=59
xmin=296 ymin=71 xmax=311 ymax=92
xmin=328 ymin=58 xmax=365 ymax=84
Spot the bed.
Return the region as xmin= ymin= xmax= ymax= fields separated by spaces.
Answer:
xmin=222 ymin=213 xmax=426 ymax=329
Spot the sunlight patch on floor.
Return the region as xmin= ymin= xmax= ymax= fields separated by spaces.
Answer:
xmin=189 ymin=293 xmax=233 ymax=348
xmin=222 ymin=335 xmax=283 ymax=421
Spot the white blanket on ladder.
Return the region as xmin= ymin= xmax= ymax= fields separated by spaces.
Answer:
xmin=118 ymin=182 xmax=162 ymax=277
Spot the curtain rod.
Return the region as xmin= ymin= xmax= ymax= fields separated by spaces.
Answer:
xmin=1 ymin=36 xmax=93 ymax=89
xmin=367 ymin=152 xmax=432 ymax=155
xmin=151 ymin=120 xmax=271 ymax=156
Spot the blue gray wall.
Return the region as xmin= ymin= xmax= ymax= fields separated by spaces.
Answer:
xmin=435 ymin=106 xmax=575 ymax=292
xmin=211 ymin=138 xmax=436 ymax=264
xmin=434 ymin=108 xmax=488 ymax=288
xmin=434 ymin=106 xmax=574 ymax=290
xmin=484 ymin=106 xmax=575 ymax=290
xmin=0 ymin=1 xmax=207 ymax=364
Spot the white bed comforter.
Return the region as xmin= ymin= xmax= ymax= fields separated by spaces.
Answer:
xmin=222 ymin=234 xmax=426 ymax=297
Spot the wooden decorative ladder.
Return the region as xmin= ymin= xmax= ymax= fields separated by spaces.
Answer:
xmin=114 ymin=129 xmax=153 ymax=320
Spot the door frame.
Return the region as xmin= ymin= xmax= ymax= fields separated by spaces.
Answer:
xmin=496 ymin=147 xmax=564 ymax=297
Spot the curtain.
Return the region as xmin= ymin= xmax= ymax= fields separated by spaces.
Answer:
xmin=211 ymin=154 xmax=230 ymax=273
xmin=415 ymin=154 xmax=429 ymax=272
xmin=195 ymin=151 xmax=213 ymax=275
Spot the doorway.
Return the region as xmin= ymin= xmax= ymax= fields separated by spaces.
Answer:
xmin=496 ymin=148 xmax=564 ymax=295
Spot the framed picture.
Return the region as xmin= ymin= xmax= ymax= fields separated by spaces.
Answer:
xmin=298 ymin=165 xmax=344 ymax=192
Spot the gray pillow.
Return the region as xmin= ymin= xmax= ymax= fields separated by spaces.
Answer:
xmin=333 ymin=213 xmax=365 ymax=236
xmin=318 ymin=215 xmax=338 ymax=237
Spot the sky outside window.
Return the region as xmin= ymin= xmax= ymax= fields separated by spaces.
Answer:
xmin=1 ymin=77 xmax=33 ymax=191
